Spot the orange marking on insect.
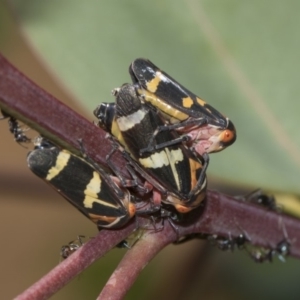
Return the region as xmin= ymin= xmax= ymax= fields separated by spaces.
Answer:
xmin=189 ymin=158 xmax=203 ymax=189
xmin=89 ymin=213 xmax=117 ymax=224
xmin=174 ymin=204 xmax=193 ymax=213
xmin=128 ymin=203 xmax=136 ymax=218
xmin=221 ymin=129 xmax=235 ymax=143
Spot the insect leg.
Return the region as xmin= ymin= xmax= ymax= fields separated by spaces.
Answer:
xmin=188 ymin=152 xmax=209 ymax=198
xmin=140 ymin=117 xmax=208 ymax=155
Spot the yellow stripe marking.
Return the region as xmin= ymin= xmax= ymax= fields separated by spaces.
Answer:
xmin=139 ymin=89 xmax=189 ymax=121
xmin=111 ymin=119 xmax=126 ymax=147
xmin=46 ymin=151 xmax=70 ymax=181
xmin=196 ymin=97 xmax=206 ymax=106
xmin=139 ymin=148 xmax=184 ymax=190
xmin=146 ymin=72 xmax=162 ymax=92
xmin=83 ymin=171 xmax=118 ymax=209
xmin=165 ymin=148 xmax=182 ymax=190
xmin=117 ymin=109 xmax=146 ymax=132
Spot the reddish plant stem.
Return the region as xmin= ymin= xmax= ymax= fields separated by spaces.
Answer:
xmin=186 ymin=190 xmax=300 ymax=258
xmin=0 ymin=53 xmax=129 ymax=177
xmin=99 ymin=191 xmax=300 ymax=300
xmin=14 ymin=190 xmax=300 ymax=300
xmin=1 ymin=52 xmax=300 ymax=299
xmin=98 ymin=221 xmax=177 ymax=300
xmin=15 ymin=223 xmax=136 ymax=300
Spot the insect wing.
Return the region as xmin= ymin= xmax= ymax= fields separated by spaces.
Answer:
xmin=130 ymin=58 xmax=226 ymax=125
xmin=114 ymin=84 xmax=207 ymax=212
xmin=27 ymin=145 xmax=134 ymax=228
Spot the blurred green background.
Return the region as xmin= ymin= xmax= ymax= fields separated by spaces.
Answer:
xmin=1 ymin=1 xmax=300 ymax=299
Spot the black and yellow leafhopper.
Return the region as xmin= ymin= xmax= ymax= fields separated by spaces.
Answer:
xmin=129 ymin=58 xmax=236 ymax=155
xmin=27 ymin=138 xmax=136 ymax=229
xmin=94 ymin=84 xmax=208 ymax=213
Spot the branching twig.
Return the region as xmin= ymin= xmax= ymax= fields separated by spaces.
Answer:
xmin=1 ymin=53 xmax=300 ymax=300
xmin=98 ymin=220 xmax=177 ymax=300
xmin=15 ymin=223 xmax=136 ymax=300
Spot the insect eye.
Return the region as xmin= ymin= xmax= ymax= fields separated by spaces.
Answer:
xmin=222 ymin=130 xmax=235 ymax=143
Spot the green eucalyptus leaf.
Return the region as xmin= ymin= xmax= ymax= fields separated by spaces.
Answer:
xmin=9 ymin=0 xmax=300 ymax=193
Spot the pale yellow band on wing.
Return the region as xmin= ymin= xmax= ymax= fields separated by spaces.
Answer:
xmin=83 ymin=171 xmax=117 ymax=209
xmin=139 ymin=148 xmax=184 ymax=190
xmin=46 ymin=151 xmax=70 ymax=181
xmin=146 ymin=71 xmax=162 ymax=92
